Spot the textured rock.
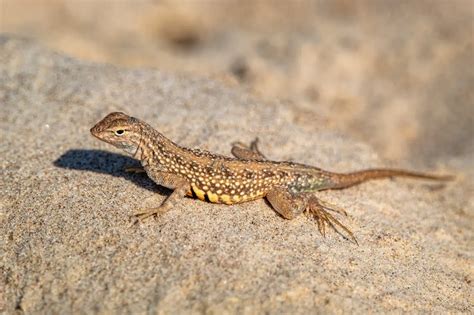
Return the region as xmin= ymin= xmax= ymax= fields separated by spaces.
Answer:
xmin=1 ymin=37 xmax=472 ymax=314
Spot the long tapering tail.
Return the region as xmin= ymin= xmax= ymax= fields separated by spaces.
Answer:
xmin=327 ymin=169 xmax=453 ymax=189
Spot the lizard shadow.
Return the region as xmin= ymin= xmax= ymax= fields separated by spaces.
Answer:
xmin=53 ymin=149 xmax=169 ymax=195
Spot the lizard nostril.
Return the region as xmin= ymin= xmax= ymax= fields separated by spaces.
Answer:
xmin=90 ymin=125 xmax=100 ymax=136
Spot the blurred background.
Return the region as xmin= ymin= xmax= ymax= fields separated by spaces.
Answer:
xmin=1 ymin=0 xmax=473 ymax=167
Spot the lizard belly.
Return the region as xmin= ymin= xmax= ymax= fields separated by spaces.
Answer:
xmin=190 ymin=183 xmax=265 ymax=205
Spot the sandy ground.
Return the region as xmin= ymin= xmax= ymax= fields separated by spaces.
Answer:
xmin=1 ymin=37 xmax=472 ymax=314
xmin=1 ymin=1 xmax=473 ymax=313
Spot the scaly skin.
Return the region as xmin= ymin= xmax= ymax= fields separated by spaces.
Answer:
xmin=91 ymin=112 xmax=452 ymax=243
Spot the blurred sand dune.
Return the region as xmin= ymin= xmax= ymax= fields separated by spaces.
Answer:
xmin=2 ymin=0 xmax=473 ymax=166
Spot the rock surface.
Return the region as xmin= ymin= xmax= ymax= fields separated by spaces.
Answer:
xmin=1 ymin=37 xmax=472 ymax=313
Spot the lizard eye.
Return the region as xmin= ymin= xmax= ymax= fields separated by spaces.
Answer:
xmin=115 ymin=129 xmax=125 ymax=136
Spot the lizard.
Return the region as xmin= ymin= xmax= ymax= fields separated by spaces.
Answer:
xmin=90 ymin=112 xmax=452 ymax=243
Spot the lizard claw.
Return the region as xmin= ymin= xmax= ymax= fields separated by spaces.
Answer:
xmin=128 ymin=211 xmax=150 ymax=227
xmin=128 ymin=216 xmax=140 ymax=228
xmin=129 ymin=205 xmax=171 ymax=227
xmin=132 ymin=209 xmax=157 ymax=221
xmin=305 ymin=197 xmax=358 ymax=245
xmin=128 ymin=211 xmax=156 ymax=228
xmin=318 ymin=199 xmax=348 ymax=216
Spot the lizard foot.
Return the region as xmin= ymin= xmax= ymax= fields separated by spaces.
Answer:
xmin=129 ymin=206 xmax=168 ymax=226
xmin=230 ymin=138 xmax=267 ymax=161
xmin=305 ymin=197 xmax=358 ymax=245
xmin=231 ymin=137 xmax=260 ymax=150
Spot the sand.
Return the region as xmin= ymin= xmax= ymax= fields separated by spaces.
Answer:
xmin=1 ymin=37 xmax=472 ymax=314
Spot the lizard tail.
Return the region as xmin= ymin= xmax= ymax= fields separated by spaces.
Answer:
xmin=327 ymin=168 xmax=453 ymax=189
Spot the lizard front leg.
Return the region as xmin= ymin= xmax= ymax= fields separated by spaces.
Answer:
xmin=133 ymin=172 xmax=190 ymax=222
xmin=231 ymin=138 xmax=267 ymax=161
xmin=266 ymin=187 xmax=357 ymax=244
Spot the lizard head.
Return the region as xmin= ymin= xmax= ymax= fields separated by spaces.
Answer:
xmin=90 ymin=112 xmax=143 ymax=156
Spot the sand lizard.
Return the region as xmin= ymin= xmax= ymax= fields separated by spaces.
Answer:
xmin=90 ymin=112 xmax=451 ymax=243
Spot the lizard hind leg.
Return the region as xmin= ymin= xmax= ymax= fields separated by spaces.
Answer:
xmin=266 ymin=187 xmax=306 ymax=220
xmin=231 ymin=137 xmax=267 ymax=161
xmin=305 ymin=196 xmax=358 ymax=244
xmin=266 ymin=187 xmax=357 ymax=244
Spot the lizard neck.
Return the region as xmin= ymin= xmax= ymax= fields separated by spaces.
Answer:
xmin=133 ymin=124 xmax=176 ymax=166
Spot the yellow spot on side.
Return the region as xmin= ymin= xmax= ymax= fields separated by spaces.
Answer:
xmin=207 ymin=191 xmax=219 ymax=203
xmin=232 ymin=195 xmax=241 ymax=203
xmin=192 ymin=184 xmax=206 ymax=201
xmin=220 ymin=194 xmax=232 ymax=205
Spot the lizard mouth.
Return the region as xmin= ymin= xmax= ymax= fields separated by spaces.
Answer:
xmin=90 ymin=123 xmax=106 ymax=140
xmin=90 ymin=124 xmax=100 ymax=137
